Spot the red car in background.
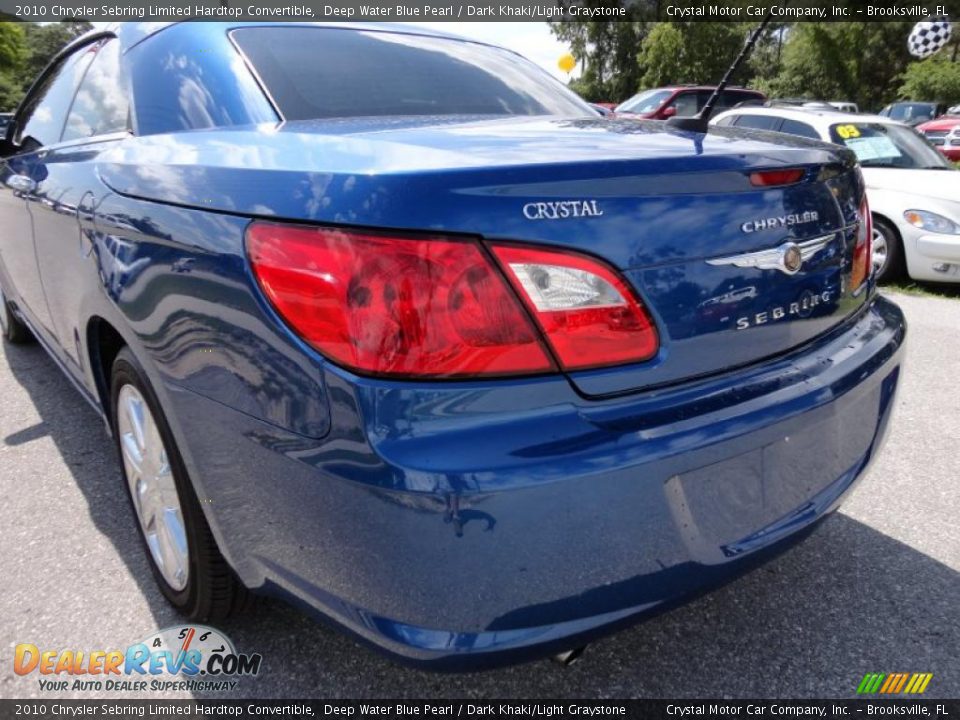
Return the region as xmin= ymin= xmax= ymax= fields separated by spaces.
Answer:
xmin=918 ymin=115 xmax=960 ymax=161
xmin=615 ymin=85 xmax=766 ymax=119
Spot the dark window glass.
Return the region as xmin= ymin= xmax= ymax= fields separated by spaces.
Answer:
xmin=734 ymin=114 xmax=781 ymax=131
xmin=779 ymin=119 xmax=821 ymax=140
xmin=668 ymin=91 xmax=702 ymax=117
xmin=883 ymin=102 xmax=938 ymax=124
xmin=15 ymin=47 xmax=95 ymax=149
xmin=615 ymin=89 xmax=672 ymax=114
xmin=716 ymin=90 xmax=763 ymax=109
xmin=663 ymin=90 xmax=764 ymax=118
xmin=668 ymin=90 xmax=759 ymax=117
xmin=63 ymin=40 xmax=129 ymax=141
xmin=232 ymin=27 xmax=592 ymax=120
xmin=713 ymin=115 xmax=736 ymax=127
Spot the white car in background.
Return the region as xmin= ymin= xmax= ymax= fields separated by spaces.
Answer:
xmin=712 ymin=107 xmax=960 ymax=283
xmin=829 ymin=101 xmax=859 ymax=113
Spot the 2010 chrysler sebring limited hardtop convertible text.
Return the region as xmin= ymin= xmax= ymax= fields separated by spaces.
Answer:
xmin=0 ymin=22 xmax=905 ymax=669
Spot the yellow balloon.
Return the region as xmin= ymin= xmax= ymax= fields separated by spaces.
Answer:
xmin=558 ymin=53 xmax=576 ymax=74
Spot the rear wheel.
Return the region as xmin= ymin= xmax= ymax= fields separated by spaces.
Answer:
xmin=871 ymin=216 xmax=905 ymax=283
xmin=111 ymin=347 xmax=251 ymax=620
xmin=1 ymin=287 xmax=34 ymax=344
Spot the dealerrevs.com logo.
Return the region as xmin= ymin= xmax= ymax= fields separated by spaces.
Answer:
xmin=14 ymin=626 xmax=262 ymax=693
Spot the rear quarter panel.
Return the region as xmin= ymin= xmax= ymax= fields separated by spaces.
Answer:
xmin=87 ymin=191 xmax=332 ymax=440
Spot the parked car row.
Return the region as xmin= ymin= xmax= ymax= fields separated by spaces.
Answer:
xmin=613 ymin=85 xmax=766 ymax=119
xmin=712 ymin=106 xmax=960 ymax=284
xmin=879 ymin=101 xmax=949 ymax=126
xmin=588 ymin=85 xmax=959 ymax=286
xmin=608 ymin=86 xmax=956 ymax=126
xmin=761 ymin=98 xmax=860 ymax=113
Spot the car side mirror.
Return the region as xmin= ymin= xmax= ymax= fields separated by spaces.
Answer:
xmin=661 ymin=106 xmax=677 ymax=119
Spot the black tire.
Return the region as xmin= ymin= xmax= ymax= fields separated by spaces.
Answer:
xmin=110 ymin=347 xmax=252 ymax=621
xmin=872 ymin=216 xmax=906 ymax=284
xmin=1 ymin=288 xmax=34 ymax=344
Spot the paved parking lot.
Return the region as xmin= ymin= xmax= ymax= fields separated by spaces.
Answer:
xmin=2 ymin=291 xmax=958 ymax=700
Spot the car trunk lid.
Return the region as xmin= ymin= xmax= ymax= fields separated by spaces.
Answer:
xmin=99 ymin=117 xmax=868 ymax=394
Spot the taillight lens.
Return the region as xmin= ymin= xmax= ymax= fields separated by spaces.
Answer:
xmin=247 ymin=222 xmax=555 ymax=378
xmin=749 ymin=168 xmax=805 ymax=187
xmin=490 ymin=245 xmax=659 ymax=371
xmin=851 ymin=194 xmax=872 ymax=291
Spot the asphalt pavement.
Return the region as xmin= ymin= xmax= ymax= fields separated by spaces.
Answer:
xmin=2 ymin=291 xmax=958 ymax=700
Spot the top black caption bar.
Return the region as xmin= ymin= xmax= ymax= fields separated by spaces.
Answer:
xmin=1 ymin=700 xmax=960 ymax=720
xmin=0 ymin=0 xmax=956 ymax=22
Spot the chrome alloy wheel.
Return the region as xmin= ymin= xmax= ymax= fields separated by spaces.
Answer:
xmin=117 ymin=384 xmax=189 ymax=591
xmin=871 ymin=226 xmax=888 ymax=275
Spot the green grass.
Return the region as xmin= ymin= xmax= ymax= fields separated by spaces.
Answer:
xmin=882 ymin=281 xmax=960 ymax=299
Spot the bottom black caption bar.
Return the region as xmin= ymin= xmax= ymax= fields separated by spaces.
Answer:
xmin=1 ymin=701 xmax=958 ymax=720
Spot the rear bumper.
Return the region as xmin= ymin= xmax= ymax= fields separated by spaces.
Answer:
xmin=165 ymin=295 xmax=905 ymax=669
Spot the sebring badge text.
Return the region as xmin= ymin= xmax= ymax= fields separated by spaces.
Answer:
xmin=523 ymin=200 xmax=604 ymax=220
xmin=741 ymin=211 xmax=819 ymax=234
xmin=736 ymin=289 xmax=834 ymax=330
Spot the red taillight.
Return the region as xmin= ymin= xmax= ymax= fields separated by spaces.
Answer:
xmin=749 ymin=168 xmax=805 ymax=187
xmin=851 ymin=194 xmax=872 ymax=291
xmin=490 ymin=245 xmax=659 ymax=371
xmin=247 ymin=222 xmax=660 ymax=378
xmin=246 ymin=222 xmax=555 ymax=378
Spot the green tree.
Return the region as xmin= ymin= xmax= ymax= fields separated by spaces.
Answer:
xmin=0 ymin=21 xmax=91 ymax=111
xmin=551 ymin=15 xmax=790 ymax=104
xmin=900 ymin=53 xmax=960 ymax=105
xmin=0 ymin=72 xmax=22 ymax=111
xmin=0 ymin=22 xmax=27 ymax=111
xmin=759 ymin=22 xmax=914 ymax=111
xmin=746 ymin=23 xmax=791 ymax=86
xmin=0 ymin=21 xmax=26 ymax=70
xmin=553 ymin=18 xmax=954 ymax=113
xmin=549 ymin=6 xmax=654 ymax=102
xmin=639 ymin=22 xmax=752 ymax=88
xmin=21 ymin=21 xmax=93 ymax=87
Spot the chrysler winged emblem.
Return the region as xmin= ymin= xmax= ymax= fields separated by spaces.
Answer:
xmin=706 ymin=234 xmax=835 ymax=276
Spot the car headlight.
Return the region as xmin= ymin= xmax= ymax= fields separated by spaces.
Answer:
xmin=903 ymin=210 xmax=960 ymax=235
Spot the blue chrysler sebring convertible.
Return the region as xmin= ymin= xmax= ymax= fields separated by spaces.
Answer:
xmin=0 ymin=22 xmax=905 ymax=668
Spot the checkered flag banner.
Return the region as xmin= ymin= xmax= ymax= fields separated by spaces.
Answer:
xmin=908 ymin=19 xmax=952 ymax=59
